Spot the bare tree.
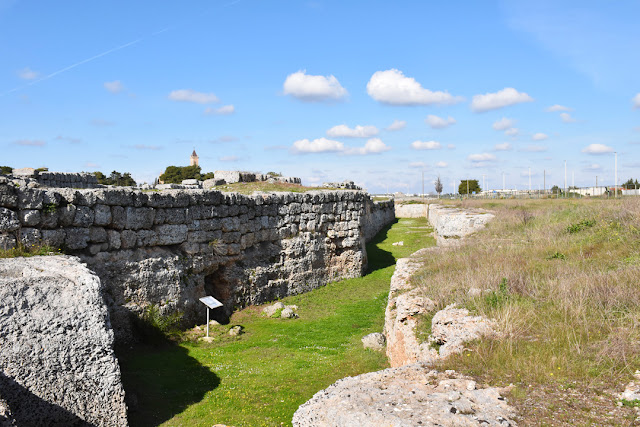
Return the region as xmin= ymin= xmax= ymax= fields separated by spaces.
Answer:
xmin=434 ymin=176 xmax=443 ymax=198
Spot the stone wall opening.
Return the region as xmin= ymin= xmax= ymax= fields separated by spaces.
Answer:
xmin=204 ymin=266 xmax=233 ymax=324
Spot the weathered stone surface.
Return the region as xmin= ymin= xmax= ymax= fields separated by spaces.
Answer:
xmin=0 ymin=208 xmax=20 ymax=232
xmin=18 ymin=209 xmax=41 ymax=226
xmin=94 ymin=204 xmax=112 ymax=225
xmin=203 ymin=178 xmax=225 ymax=189
xmin=430 ymin=304 xmax=499 ymax=358
xmin=428 ymin=204 xmax=494 ymax=245
xmin=395 ymin=203 xmax=427 ymax=218
xmin=262 ymin=301 xmax=285 ymax=317
xmin=0 ymin=256 xmax=128 ymax=426
xmin=280 ymin=307 xmax=298 ymax=319
xmin=154 ymin=224 xmax=187 ymax=245
xmin=362 ymin=332 xmax=386 ymax=351
xmin=292 ymin=364 xmax=516 ymax=426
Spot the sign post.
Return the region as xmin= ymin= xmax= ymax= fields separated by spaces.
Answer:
xmin=199 ymin=296 xmax=223 ymax=338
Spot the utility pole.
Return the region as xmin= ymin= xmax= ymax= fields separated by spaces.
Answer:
xmin=564 ymin=160 xmax=567 ymax=198
xmin=615 ymin=151 xmax=618 ymax=199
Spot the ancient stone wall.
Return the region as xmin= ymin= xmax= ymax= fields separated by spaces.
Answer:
xmin=0 ymin=178 xmax=394 ymax=342
xmin=0 ymin=256 xmax=128 ymax=426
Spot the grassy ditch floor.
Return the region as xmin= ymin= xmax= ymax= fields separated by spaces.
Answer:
xmin=412 ymin=198 xmax=640 ymax=425
xmin=119 ymin=217 xmax=434 ymax=427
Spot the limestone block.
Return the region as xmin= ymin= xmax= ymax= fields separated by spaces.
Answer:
xmin=240 ymin=232 xmax=255 ymax=249
xmin=125 ymin=207 xmax=154 ymax=230
xmin=11 ymin=167 xmax=36 ymax=177
xmin=18 ymin=189 xmax=44 ymax=209
xmin=110 ymin=206 xmax=126 ymax=230
xmin=362 ymin=332 xmax=386 ymax=351
xmin=222 ymin=231 xmax=241 ymax=244
xmin=73 ymin=206 xmax=94 ymax=227
xmin=19 ymin=228 xmax=41 ymax=247
xmin=57 ymin=205 xmax=76 ymax=227
xmin=120 ymin=230 xmax=137 ymax=249
xmin=181 ymin=179 xmax=200 ymax=186
xmin=202 ymin=178 xmax=225 ymax=189
xmin=64 ymin=228 xmax=90 ymax=250
xmin=227 ymin=243 xmax=241 ymax=255
xmin=88 ymin=227 xmax=108 ymax=243
xmin=154 ymin=224 xmax=188 ymax=245
xmin=41 ymin=229 xmax=65 ymax=248
xmin=136 ymin=230 xmax=158 ymax=247
xmin=107 ymin=230 xmax=121 ymax=250
xmin=98 ymin=188 xmax=134 ymax=206
xmin=39 ymin=209 xmax=58 ymax=229
xmin=0 ymin=208 xmax=20 ymax=232
xmin=94 ymin=204 xmax=112 ymax=226
xmin=221 ymin=217 xmax=240 ymax=232
xmin=187 ymin=230 xmax=217 ymax=243
xmin=215 ymin=171 xmax=241 ymax=183
xmin=0 ymin=182 xmax=18 ymax=208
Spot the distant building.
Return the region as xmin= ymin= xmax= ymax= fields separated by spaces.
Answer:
xmin=190 ymin=149 xmax=199 ymax=167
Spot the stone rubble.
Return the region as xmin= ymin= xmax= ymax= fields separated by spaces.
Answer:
xmin=361 ymin=332 xmax=386 ymax=351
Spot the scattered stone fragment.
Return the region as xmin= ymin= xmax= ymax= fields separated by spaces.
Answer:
xmin=391 ymin=241 xmax=404 ymax=246
xmin=280 ymin=307 xmax=298 ymax=319
xmin=198 ymin=336 xmax=215 ymax=343
xmin=228 ymin=325 xmax=243 ymax=336
xmin=361 ymin=333 xmax=386 ymax=351
xmin=263 ymin=301 xmax=285 ymax=317
xmin=619 ymin=370 xmax=640 ymax=402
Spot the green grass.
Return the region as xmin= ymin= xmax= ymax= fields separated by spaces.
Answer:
xmin=119 ymin=218 xmax=434 ymax=427
xmin=0 ymin=243 xmax=59 ymax=258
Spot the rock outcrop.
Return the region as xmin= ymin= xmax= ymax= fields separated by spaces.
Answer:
xmin=428 ymin=204 xmax=494 ymax=246
xmin=0 ymin=256 xmax=127 ymax=426
xmin=292 ymin=364 xmax=516 ymax=426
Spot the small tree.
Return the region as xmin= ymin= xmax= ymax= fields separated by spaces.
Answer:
xmin=0 ymin=166 xmax=13 ymax=175
xmin=159 ymin=165 xmax=202 ymax=184
xmin=622 ymin=178 xmax=639 ymax=189
xmin=434 ymin=176 xmax=443 ymax=198
xmin=458 ymin=179 xmax=481 ymax=195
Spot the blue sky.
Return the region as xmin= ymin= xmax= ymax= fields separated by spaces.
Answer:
xmin=1 ymin=0 xmax=639 ymax=193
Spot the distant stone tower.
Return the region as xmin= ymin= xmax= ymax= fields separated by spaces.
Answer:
xmin=190 ymin=149 xmax=199 ymax=167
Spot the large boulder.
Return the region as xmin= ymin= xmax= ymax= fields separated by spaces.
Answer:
xmin=0 ymin=256 xmax=128 ymax=426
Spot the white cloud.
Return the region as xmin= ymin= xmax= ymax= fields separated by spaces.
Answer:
xmin=409 ymin=161 xmax=428 ymax=169
xmin=633 ymin=93 xmax=640 ymax=109
xmin=292 ymin=138 xmax=345 ymax=153
xmin=494 ymin=142 xmax=512 ymax=151
xmin=546 ymin=104 xmax=573 ymax=112
xmin=447 ymin=144 xmax=456 ymax=150
xmin=205 ymin=105 xmax=235 ymax=115
xmin=582 ymin=143 xmax=614 ymax=154
xmin=468 ymin=153 xmax=496 ymax=162
xmin=471 ymin=87 xmax=533 ymax=112
xmin=584 ymin=163 xmax=602 ymax=171
xmin=15 ymin=139 xmax=45 ymax=147
xmin=104 ymin=80 xmax=123 ymax=94
xmin=435 ymin=161 xmax=448 ymax=168
xmin=169 ymin=89 xmax=219 ymax=104
xmin=326 ymin=124 xmax=379 ymax=138
xmin=532 ymin=132 xmax=548 ymax=141
xmin=521 ymin=144 xmax=547 ymax=152
xmin=411 ymin=140 xmax=442 ymax=150
xmin=18 ymin=67 xmax=39 ymax=80
xmin=560 ymin=112 xmax=577 ymax=123
xmin=425 ymin=115 xmax=456 ymax=129
xmin=492 ymin=117 xmax=515 ymax=131
xmin=345 ymin=138 xmax=391 ymax=155
xmin=366 ymin=69 xmax=462 ymax=106
xmin=283 ymin=70 xmax=348 ymax=102
xmin=505 ymin=127 xmax=519 ymax=136
xmin=386 ymin=119 xmax=406 ymax=131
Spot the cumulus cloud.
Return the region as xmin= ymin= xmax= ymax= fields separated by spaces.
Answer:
xmin=15 ymin=139 xmax=45 ymax=146
xmin=169 ymin=89 xmax=219 ymax=104
xmin=468 ymin=153 xmax=496 ymax=162
xmin=521 ymin=144 xmax=547 ymax=152
xmin=104 ymin=80 xmax=124 ymax=94
xmin=492 ymin=117 xmax=516 ymax=131
xmin=582 ymin=143 xmax=614 ymax=154
xmin=447 ymin=144 xmax=456 ymax=150
xmin=546 ymin=104 xmax=573 ymax=112
xmin=505 ymin=127 xmax=519 ymax=137
xmin=326 ymin=124 xmax=379 ymax=138
xmin=411 ymin=140 xmax=442 ymax=150
xmin=366 ymin=69 xmax=462 ymax=106
xmin=205 ymin=105 xmax=235 ymax=115
xmin=425 ymin=115 xmax=456 ymax=129
xmin=344 ymin=138 xmax=390 ymax=155
xmin=494 ymin=142 xmax=512 ymax=151
xmin=18 ymin=67 xmax=39 ymax=80
xmin=560 ymin=112 xmax=577 ymax=123
xmin=283 ymin=70 xmax=348 ymax=102
xmin=532 ymin=132 xmax=548 ymax=141
xmin=471 ymin=87 xmax=533 ymax=112
xmin=633 ymin=93 xmax=640 ymax=109
xmin=435 ymin=161 xmax=448 ymax=168
xmin=386 ymin=119 xmax=406 ymax=131
xmin=292 ymin=138 xmax=345 ymax=153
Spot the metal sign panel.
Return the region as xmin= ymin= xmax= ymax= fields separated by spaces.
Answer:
xmin=199 ymin=296 xmax=223 ymax=309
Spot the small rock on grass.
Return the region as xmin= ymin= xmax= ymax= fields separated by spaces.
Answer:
xmin=262 ymin=301 xmax=299 ymax=319
xmin=262 ymin=301 xmax=285 ymax=317
xmin=362 ymin=332 xmax=386 ymax=351
xmin=281 ymin=307 xmax=298 ymax=319
xmin=228 ymin=325 xmax=243 ymax=336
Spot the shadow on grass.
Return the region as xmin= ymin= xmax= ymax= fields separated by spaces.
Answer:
xmin=118 ymin=334 xmax=220 ymax=427
xmin=365 ymin=219 xmax=397 ymax=274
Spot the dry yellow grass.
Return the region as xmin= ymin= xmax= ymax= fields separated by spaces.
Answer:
xmin=412 ymin=198 xmax=640 ymax=424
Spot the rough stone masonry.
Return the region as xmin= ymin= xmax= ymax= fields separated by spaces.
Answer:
xmin=0 ymin=177 xmax=394 ymax=342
